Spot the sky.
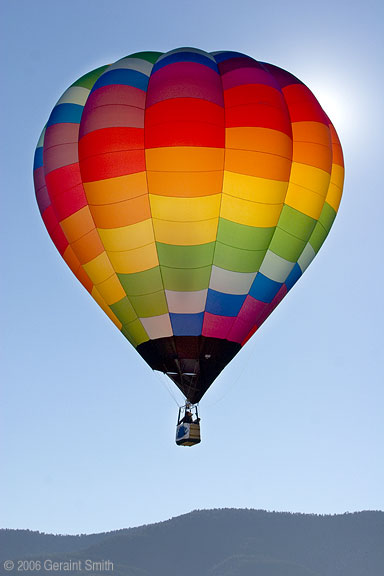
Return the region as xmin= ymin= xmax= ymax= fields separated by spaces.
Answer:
xmin=1 ymin=0 xmax=383 ymax=535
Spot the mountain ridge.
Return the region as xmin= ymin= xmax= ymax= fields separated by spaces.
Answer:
xmin=1 ymin=509 xmax=383 ymax=576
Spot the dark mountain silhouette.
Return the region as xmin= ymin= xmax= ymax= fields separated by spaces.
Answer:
xmin=1 ymin=509 xmax=383 ymax=576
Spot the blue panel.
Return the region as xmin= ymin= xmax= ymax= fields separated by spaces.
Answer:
xmin=91 ymin=69 xmax=149 ymax=92
xmin=153 ymin=51 xmax=219 ymax=74
xmin=205 ymin=290 xmax=246 ymax=317
xmin=249 ymin=273 xmax=282 ymax=304
xmin=33 ymin=147 xmax=44 ymax=170
xmin=211 ymin=51 xmax=248 ymax=63
xmin=285 ymin=263 xmax=302 ymax=291
xmin=47 ymin=104 xmax=83 ymax=127
xmin=170 ymin=313 xmax=204 ymax=336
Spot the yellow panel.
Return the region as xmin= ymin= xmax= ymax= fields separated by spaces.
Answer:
xmin=98 ymin=219 xmax=155 ymax=251
xmin=145 ymin=147 xmax=225 ymax=172
xmin=60 ymin=207 xmax=95 ymax=243
xmin=222 ymin=171 xmax=288 ymax=204
xmin=226 ymin=127 xmax=292 ymax=157
xmin=326 ymin=165 xmax=344 ymax=212
xmin=83 ymin=251 xmax=115 ymax=284
xmin=107 ymin=242 xmax=159 ymax=273
xmin=91 ymin=286 xmax=122 ymax=329
xmin=284 ymin=183 xmax=326 ymax=220
xmin=147 ymin=170 xmax=223 ymax=197
xmin=94 ymin=274 xmax=126 ymax=305
xmin=83 ymin=172 xmax=148 ymax=205
xmin=289 ymin=162 xmax=331 ymax=197
xmin=150 ymin=194 xmax=221 ymax=222
xmin=225 ymin=149 xmax=291 ymax=180
xmin=221 ymin=194 xmax=282 ymax=228
xmin=153 ymin=218 xmax=218 ymax=245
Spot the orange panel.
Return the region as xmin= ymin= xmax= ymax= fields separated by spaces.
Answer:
xmin=225 ymin=149 xmax=291 ymax=180
xmin=89 ymin=194 xmax=151 ymax=228
xmin=146 ymin=170 xmax=223 ymax=198
xmin=329 ymin=124 xmax=344 ymax=167
xmin=84 ymin=172 xmax=148 ymax=205
xmin=226 ymin=127 xmax=292 ymax=157
xmin=145 ymin=147 xmax=225 ymax=172
xmin=293 ymin=142 xmax=332 ymax=172
xmin=60 ymin=206 xmax=95 ymax=243
xmin=292 ymin=121 xmax=331 ymax=146
xmin=70 ymin=228 xmax=105 ymax=264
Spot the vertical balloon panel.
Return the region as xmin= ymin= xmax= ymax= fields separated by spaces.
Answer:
xmin=34 ymin=48 xmax=344 ymax=403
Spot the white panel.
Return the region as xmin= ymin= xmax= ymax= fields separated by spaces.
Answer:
xmin=56 ymin=86 xmax=90 ymax=106
xmin=107 ymin=57 xmax=154 ymax=76
xmin=297 ymin=243 xmax=316 ymax=273
xmin=209 ymin=266 xmax=256 ymax=295
xmin=259 ymin=250 xmax=295 ymax=283
xmin=165 ymin=290 xmax=207 ymax=313
xmin=140 ymin=314 xmax=173 ymax=339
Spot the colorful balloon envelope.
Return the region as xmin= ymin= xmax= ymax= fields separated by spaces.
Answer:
xmin=34 ymin=48 xmax=344 ymax=404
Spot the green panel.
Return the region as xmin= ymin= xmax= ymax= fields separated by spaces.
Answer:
xmin=309 ymin=222 xmax=328 ymax=254
xmin=128 ymin=51 xmax=163 ymax=63
xmin=213 ymin=242 xmax=266 ymax=273
xmin=277 ymin=205 xmax=316 ymax=241
xmin=161 ymin=266 xmax=211 ymax=291
xmin=156 ymin=242 xmax=215 ymax=269
xmin=110 ymin=297 xmax=137 ymax=325
xmin=118 ymin=267 xmax=163 ymax=296
xmin=129 ymin=291 xmax=168 ymax=318
xmin=71 ymin=66 xmax=109 ymax=89
xmin=217 ymin=218 xmax=274 ymax=250
xmin=318 ymin=201 xmax=336 ymax=234
xmin=122 ymin=319 xmax=149 ymax=347
xmin=269 ymin=228 xmax=307 ymax=263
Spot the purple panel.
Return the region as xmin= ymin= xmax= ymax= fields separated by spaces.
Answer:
xmin=146 ymin=63 xmax=224 ymax=107
xmin=35 ymin=184 xmax=51 ymax=214
xmin=262 ymin=63 xmax=302 ymax=88
xmin=33 ymin=166 xmax=46 ymax=194
xmin=221 ymin=68 xmax=280 ymax=91
xmin=217 ymin=56 xmax=264 ymax=75
xmin=202 ymin=312 xmax=235 ymax=339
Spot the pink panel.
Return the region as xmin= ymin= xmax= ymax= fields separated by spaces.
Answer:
xmin=146 ymin=63 xmax=224 ymax=107
xmin=202 ymin=312 xmax=235 ymax=339
xmin=44 ymin=123 xmax=79 ymax=149
xmin=86 ymin=84 xmax=146 ymax=110
xmin=227 ymin=296 xmax=268 ymax=343
xmin=44 ymin=143 xmax=78 ymax=174
xmin=80 ymin=105 xmax=145 ymax=136
xmin=221 ymin=68 xmax=278 ymax=90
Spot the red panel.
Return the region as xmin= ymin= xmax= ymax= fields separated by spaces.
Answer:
xmin=283 ymin=85 xmax=329 ymax=124
xmin=45 ymin=164 xmax=82 ymax=198
xmin=145 ymin=121 xmax=224 ymax=148
xmin=145 ymin=98 xmax=224 ymax=126
xmin=224 ymin=84 xmax=285 ymax=109
xmin=79 ymin=149 xmax=146 ymax=182
xmin=225 ymin=103 xmax=292 ymax=135
xmin=79 ymin=127 xmax=144 ymax=159
xmin=52 ymin=184 xmax=88 ymax=221
xmin=42 ymin=206 xmax=68 ymax=255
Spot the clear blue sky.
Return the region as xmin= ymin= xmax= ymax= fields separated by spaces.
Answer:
xmin=1 ymin=0 xmax=383 ymax=535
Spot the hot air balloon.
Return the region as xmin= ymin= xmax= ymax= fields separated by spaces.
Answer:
xmin=33 ymin=48 xmax=344 ymax=446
